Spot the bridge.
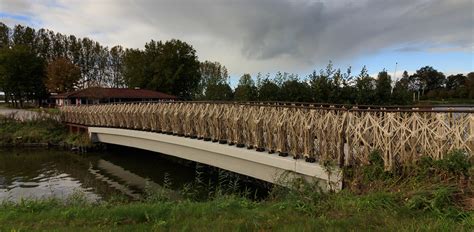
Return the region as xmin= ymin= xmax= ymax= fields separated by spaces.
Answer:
xmin=61 ymin=102 xmax=474 ymax=190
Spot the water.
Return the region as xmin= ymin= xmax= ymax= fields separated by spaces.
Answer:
xmin=0 ymin=146 xmax=267 ymax=202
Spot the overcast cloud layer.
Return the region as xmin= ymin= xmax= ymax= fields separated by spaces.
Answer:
xmin=1 ymin=0 xmax=473 ymax=76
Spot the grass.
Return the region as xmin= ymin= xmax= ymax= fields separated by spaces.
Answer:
xmin=0 ymin=192 xmax=470 ymax=231
xmin=0 ymin=115 xmax=91 ymax=147
xmin=0 ymin=150 xmax=472 ymax=231
xmin=0 ymin=116 xmax=66 ymax=145
xmin=0 ymin=189 xmax=471 ymax=231
xmin=29 ymin=107 xmax=61 ymax=115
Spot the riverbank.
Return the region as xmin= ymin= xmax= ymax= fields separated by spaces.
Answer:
xmin=0 ymin=115 xmax=91 ymax=147
xmin=0 ymin=192 xmax=470 ymax=231
xmin=0 ymin=150 xmax=472 ymax=231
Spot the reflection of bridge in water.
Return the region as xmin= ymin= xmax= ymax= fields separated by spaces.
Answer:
xmin=89 ymin=159 xmax=163 ymax=199
xmin=61 ymin=102 xmax=474 ymax=190
xmin=0 ymin=149 xmax=162 ymax=202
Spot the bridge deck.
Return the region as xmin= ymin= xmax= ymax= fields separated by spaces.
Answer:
xmin=89 ymin=127 xmax=342 ymax=191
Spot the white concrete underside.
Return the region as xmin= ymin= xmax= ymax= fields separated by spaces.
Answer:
xmin=89 ymin=127 xmax=342 ymax=191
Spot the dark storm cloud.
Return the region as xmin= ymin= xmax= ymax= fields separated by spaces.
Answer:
xmin=0 ymin=0 xmax=472 ymax=73
xmin=122 ymin=0 xmax=473 ymax=61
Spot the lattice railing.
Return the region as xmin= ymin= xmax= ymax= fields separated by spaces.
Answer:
xmin=60 ymin=102 xmax=473 ymax=169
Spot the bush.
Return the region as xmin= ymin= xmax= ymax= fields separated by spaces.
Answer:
xmin=360 ymin=150 xmax=392 ymax=181
xmin=436 ymin=150 xmax=471 ymax=177
xmin=0 ymin=116 xmax=69 ymax=145
xmin=417 ymin=150 xmax=472 ymax=178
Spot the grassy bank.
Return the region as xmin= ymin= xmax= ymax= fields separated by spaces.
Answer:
xmin=0 ymin=115 xmax=90 ymax=147
xmin=0 ymin=192 xmax=471 ymax=231
xmin=0 ymin=151 xmax=472 ymax=231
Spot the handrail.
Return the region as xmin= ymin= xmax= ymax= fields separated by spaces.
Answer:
xmin=98 ymin=100 xmax=474 ymax=113
xmin=61 ymin=102 xmax=474 ymax=171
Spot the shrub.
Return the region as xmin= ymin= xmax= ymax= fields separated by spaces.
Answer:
xmin=435 ymin=150 xmax=471 ymax=177
xmin=361 ymin=150 xmax=392 ymax=181
xmin=417 ymin=150 xmax=472 ymax=178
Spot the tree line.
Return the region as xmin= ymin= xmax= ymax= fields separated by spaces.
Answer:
xmin=201 ymin=62 xmax=473 ymax=105
xmin=0 ymin=23 xmax=126 ymax=106
xmin=0 ymin=22 xmax=472 ymax=107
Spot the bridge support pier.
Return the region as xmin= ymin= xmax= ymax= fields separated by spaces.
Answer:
xmin=66 ymin=123 xmax=89 ymax=134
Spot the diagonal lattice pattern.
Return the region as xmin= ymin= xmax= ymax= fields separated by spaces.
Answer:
xmin=61 ymin=102 xmax=473 ymax=170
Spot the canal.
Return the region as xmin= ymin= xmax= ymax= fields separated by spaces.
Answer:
xmin=0 ymin=145 xmax=270 ymax=202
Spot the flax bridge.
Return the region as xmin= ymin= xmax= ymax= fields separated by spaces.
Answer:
xmin=60 ymin=102 xmax=474 ymax=190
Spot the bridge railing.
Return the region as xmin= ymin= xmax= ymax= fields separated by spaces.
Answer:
xmin=60 ymin=102 xmax=473 ymax=170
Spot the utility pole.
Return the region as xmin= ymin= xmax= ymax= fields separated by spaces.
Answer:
xmin=393 ymin=62 xmax=398 ymax=81
xmin=392 ymin=62 xmax=398 ymax=94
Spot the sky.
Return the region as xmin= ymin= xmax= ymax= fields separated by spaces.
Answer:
xmin=0 ymin=0 xmax=473 ymax=85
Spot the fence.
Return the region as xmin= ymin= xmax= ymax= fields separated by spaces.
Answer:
xmin=60 ymin=102 xmax=473 ymax=170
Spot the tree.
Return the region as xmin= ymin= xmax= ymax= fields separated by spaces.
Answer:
xmin=466 ymin=72 xmax=474 ymax=99
xmin=355 ymin=66 xmax=375 ymax=105
xmin=445 ymin=74 xmax=466 ymax=98
xmin=12 ymin=25 xmax=36 ymax=50
xmin=234 ymin=74 xmax=257 ymax=101
xmin=151 ymin=39 xmax=201 ymax=99
xmin=391 ymin=74 xmax=412 ymax=105
xmin=0 ymin=45 xmax=46 ymax=107
xmin=35 ymin=28 xmax=52 ymax=60
xmin=78 ymin=37 xmax=95 ymax=88
xmin=375 ymin=70 xmax=392 ymax=104
xmin=123 ymin=39 xmax=201 ymax=99
xmin=329 ymin=69 xmax=343 ymax=103
xmin=67 ymin=35 xmax=82 ymax=67
xmin=337 ymin=66 xmax=356 ymax=104
xmin=0 ymin=23 xmax=9 ymax=49
xmin=91 ymin=41 xmax=109 ymax=87
xmin=446 ymin=74 xmax=466 ymax=90
xmin=205 ymin=83 xmax=233 ymax=100
xmin=123 ymin=48 xmax=147 ymax=88
xmin=309 ymin=71 xmax=333 ymax=103
xmin=51 ymin=32 xmax=68 ymax=59
xmin=109 ymin=45 xmax=125 ymax=87
xmin=197 ymin=61 xmax=229 ymax=99
xmin=46 ymin=57 xmax=81 ymax=93
xmin=309 ymin=62 xmax=336 ymax=103
xmin=411 ymin=66 xmax=445 ymax=97
xmin=257 ymin=75 xmax=281 ymax=101
xmin=6 ymin=23 xmax=124 ymax=89
xmin=280 ymin=77 xmax=312 ymax=102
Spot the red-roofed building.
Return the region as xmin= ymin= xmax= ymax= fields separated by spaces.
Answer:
xmin=51 ymin=87 xmax=177 ymax=106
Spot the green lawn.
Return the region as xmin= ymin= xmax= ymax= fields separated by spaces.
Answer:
xmin=0 ymin=189 xmax=472 ymax=232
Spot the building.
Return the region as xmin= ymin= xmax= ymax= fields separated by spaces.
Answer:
xmin=51 ymin=87 xmax=177 ymax=106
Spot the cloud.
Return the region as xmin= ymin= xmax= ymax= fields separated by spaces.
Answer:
xmin=0 ymin=0 xmax=472 ymax=75
xmin=0 ymin=0 xmax=31 ymax=13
